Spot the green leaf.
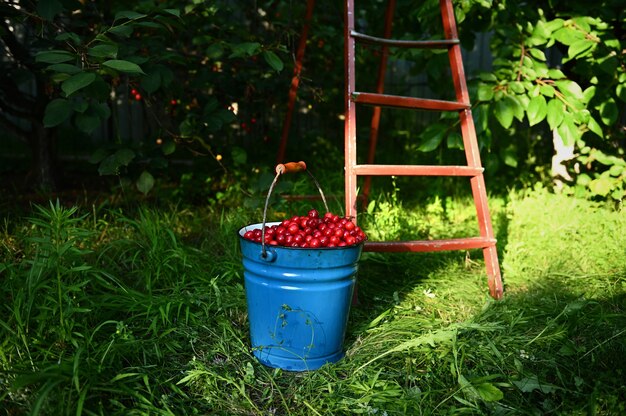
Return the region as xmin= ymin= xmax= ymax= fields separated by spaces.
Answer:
xmin=509 ymin=81 xmax=524 ymax=94
xmin=557 ymin=114 xmax=579 ymax=145
xmin=43 ymin=98 xmax=73 ymax=127
xmin=609 ymin=164 xmax=624 ymax=177
xmin=161 ymin=141 xmax=176 ymax=155
xmin=555 ymin=80 xmax=584 ymax=101
xmin=115 ymin=149 xmax=135 ymax=165
xmin=89 ymin=148 xmax=109 ymax=164
xmin=262 ymin=51 xmax=284 ymax=72
xmin=567 ymin=39 xmax=595 ymax=60
xmin=179 ymin=119 xmax=194 ymax=138
xmin=475 ymin=383 xmax=504 ymax=402
xmin=35 ymin=50 xmax=75 ymax=64
xmin=102 ymin=60 xmax=145 ymax=75
xmin=141 ymin=70 xmax=161 ymax=93
xmin=88 ymin=44 xmax=118 ymax=58
xmin=589 ymin=177 xmax=613 ymax=197
xmin=546 ymin=99 xmax=564 ymax=130
xmin=136 ymin=171 xmax=155 ymax=195
xmin=599 ymin=98 xmax=618 ymax=126
xmin=539 ymin=85 xmax=555 ymax=97
xmin=164 ymin=9 xmax=181 ymax=18
xmin=501 ymin=145 xmax=518 ymax=168
xmin=527 ymin=95 xmax=547 ymax=126
xmin=528 ymin=48 xmax=546 ymax=61
xmin=75 ymin=113 xmax=101 ymax=134
xmin=98 ymin=149 xmax=135 ymax=175
xmin=531 ymin=20 xmax=551 ymax=40
xmin=477 ymin=83 xmax=494 ymax=101
xmin=72 ymin=100 xmax=88 ymax=113
xmin=616 ymin=83 xmax=626 ymax=103
xmin=553 ymin=26 xmax=584 ymax=46
xmin=582 ymin=86 xmax=596 ymax=105
xmin=136 ymin=22 xmax=162 ymax=29
xmin=544 ymin=18 xmax=564 ymax=33
xmin=232 ymin=147 xmax=247 ymax=165
xmin=108 ymin=25 xmax=134 ymax=38
xmin=37 ymin=0 xmax=63 ymax=21
xmin=114 ymin=11 xmax=147 ymax=21
xmin=547 ymin=69 xmax=566 ymax=79
xmin=495 ymin=99 xmax=514 ymax=129
xmin=55 ymin=32 xmax=81 ymax=45
xmin=586 ymin=116 xmax=603 ymax=138
xmin=418 ymin=124 xmax=446 ymax=152
xmin=229 ymin=42 xmax=261 ymax=58
xmin=47 ymin=63 xmax=81 ymax=74
xmin=495 ymin=95 xmax=523 ymax=128
xmin=61 ymin=72 xmax=96 ymax=96
xmin=446 ymin=132 xmax=464 ymax=150
xmin=478 ymin=72 xmax=497 ymax=82
xmin=206 ymin=43 xmax=224 ymax=59
xmin=513 ymin=376 xmax=558 ymax=394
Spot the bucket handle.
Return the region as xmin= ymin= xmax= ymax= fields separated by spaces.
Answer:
xmin=260 ymin=161 xmax=329 ymax=259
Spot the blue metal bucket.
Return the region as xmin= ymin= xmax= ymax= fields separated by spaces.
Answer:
xmin=239 ymin=221 xmax=363 ymax=371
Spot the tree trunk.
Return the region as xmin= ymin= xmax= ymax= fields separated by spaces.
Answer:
xmin=551 ymin=129 xmax=575 ymax=192
xmin=27 ymin=123 xmax=58 ymax=192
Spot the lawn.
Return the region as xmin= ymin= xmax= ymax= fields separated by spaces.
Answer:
xmin=1 ymin=188 xmax=625 ymax=415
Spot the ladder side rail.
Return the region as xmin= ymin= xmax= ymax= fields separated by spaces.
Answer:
xmin=344 ymin=0 xmax=358 ymax=220
xmin=362 ymin=0 xmax=397 ymax=210
xmin=440 ymin=0 xmax=503 ymax=298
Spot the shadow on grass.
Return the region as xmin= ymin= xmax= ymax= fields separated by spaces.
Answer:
xmin=469 ymin=274 xmax=626 ymax=414
xmin=344 ymin=243 xmax=625 ymax=414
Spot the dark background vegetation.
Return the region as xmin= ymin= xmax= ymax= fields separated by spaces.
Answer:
xmin=1 ymin=0 xmax=624 ymax=209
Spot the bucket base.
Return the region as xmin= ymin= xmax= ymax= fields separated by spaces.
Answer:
xmin=253 ymin=348 xmax=344 ymax=372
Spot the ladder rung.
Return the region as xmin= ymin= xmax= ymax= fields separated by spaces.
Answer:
xmin=351 ymin=30 xmax=460 ymax=49
xmin=353 ymin=164 xmax=483 ymax=177
xmin=351 ymin=92 xmax=469 ymax=111
xmin=364 ymin=237 xmax=496 ymax=253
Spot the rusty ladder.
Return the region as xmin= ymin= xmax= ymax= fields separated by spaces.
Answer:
xmin=344 ymin=0 xmax=503 ymax=299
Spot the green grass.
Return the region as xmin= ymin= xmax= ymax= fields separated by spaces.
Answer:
xmin=1 ymin=189 xmax=625 ymax=415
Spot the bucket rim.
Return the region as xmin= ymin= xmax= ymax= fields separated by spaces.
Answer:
xmin=238 ymin=222 xmax=367 ymax=251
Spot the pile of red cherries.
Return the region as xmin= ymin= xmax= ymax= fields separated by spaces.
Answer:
xmin=243 ymin=209 xmax=367 ymax=248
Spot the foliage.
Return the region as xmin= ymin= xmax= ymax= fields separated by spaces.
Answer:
xmin=0 ymin=0 xmax=293 ymax=192
xmin=461 ymin=0 xmax=626 ymax=200
xmin=1 ymin=190 xmax=625 ymax=414
xmin=2 ymin=0 xmax=625 ymax=201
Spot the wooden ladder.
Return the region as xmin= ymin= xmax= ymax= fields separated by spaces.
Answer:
xmin=344 ymin=0 xmax=504 ymax=299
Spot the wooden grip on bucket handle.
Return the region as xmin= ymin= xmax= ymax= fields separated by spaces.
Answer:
xmin=260 ymin=160 xmax=328 ymax=259
xmin=276 ymin=161 xmax=306 ymax=175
